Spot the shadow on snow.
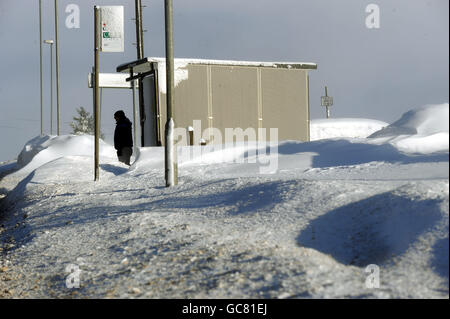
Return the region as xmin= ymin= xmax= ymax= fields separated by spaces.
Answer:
xmin=273 ymin=140 xmax=448 ymax=168
xmin=296 ymin=190 xmax=445 ymax=270
xmin=2 ymin=179 xmax=298 ymax=252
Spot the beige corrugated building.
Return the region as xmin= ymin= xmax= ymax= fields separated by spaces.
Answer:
xmin=117 ymin=57 xmax=317 ymax=146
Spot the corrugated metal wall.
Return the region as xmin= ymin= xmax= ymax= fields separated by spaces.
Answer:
xmin=157 ymin=63 xmax=310 ymax=145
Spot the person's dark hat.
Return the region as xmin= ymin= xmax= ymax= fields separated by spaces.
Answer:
xmin=114 ymin=110 xmax=125 ymax=119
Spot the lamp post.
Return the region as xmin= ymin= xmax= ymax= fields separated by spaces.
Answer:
xmin=44 ymin=40 xmax=54 ymax=135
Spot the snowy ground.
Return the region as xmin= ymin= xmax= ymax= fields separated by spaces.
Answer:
xmin=0 ymin=103 xmax=448 ymax=299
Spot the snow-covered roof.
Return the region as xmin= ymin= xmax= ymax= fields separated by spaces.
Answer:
xmin=117 ymin=57 xmax=317 ymax=74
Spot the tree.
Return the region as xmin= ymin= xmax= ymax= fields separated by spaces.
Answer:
xmin=70 ymin=106 xmax=104 ymax=139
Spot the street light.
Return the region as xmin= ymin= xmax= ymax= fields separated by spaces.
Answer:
xmin=44 ymin=40 xmax=54 ymax=135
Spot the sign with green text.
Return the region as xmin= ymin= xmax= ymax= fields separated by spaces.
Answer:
xmin=99 ymin=6 xmax=124 ymax=52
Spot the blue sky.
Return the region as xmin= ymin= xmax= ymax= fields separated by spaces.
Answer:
xmin=0 ymin=0 xmax=448 ymax=162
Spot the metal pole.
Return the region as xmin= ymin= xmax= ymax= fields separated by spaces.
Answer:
xmin=165 ymin=1 xmax=174 ymax=120
xmin=94 ymin=6 xmax=100 ymax=181
xmin=135 ymin=0 xmax=145 ymax=149
xmin=91 ymin=67 xmax=95 ymax=116
xmin=325 ymin=86 xmax=330 ymax=119
xmin=50 ymin=42 xmax=53 ymax=135
xmin=132 ymin=80 xmax=138 ymax=152
xmin=39 ymin=0 xmax=44 ymax=136
xmin=100 ymin=87 xmax=103 ymax=136
xmin=54 ymin=0 xmax=61 ymax=135
xmin=135 ymin=0 xmax=145 ymax=59
xmin=164 ymin=0 xmax=177 ymax=186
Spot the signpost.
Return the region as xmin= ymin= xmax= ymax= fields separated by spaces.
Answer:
xmin=94 ymin=6 xmax=124 ymax=181
xmin=321 ymin=86 xmax=333 ymax=119
xmin=100 ymin=6 xmax=124 ymax=53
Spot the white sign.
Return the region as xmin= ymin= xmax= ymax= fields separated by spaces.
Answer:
xmin=99 ymin=6 xmax=124 ymax=52
xmin=321 ymin=96 xmax=333 ymax=107
xmin=88 ymin=73 xmax=138 ymax=89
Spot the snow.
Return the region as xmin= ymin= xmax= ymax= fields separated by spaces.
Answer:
xmin=156 ymin=60 xmax=190 ymax=94
xmin=0 ymin=103 xmax=448 ymax=299
xmin=310 ymin=118 xmax=388 ymax=140
xmin=368 ymin=103 xmax=449 ymax=154
xmin=148 ymin=57 xmax=317 ymax=94
xmin=147 ymin=57 xmax=317 ymax=70
xmin=16 ymin=135 xmax=116 ymax=175
xmin=369 ymin=103 xmax=449 ymax=137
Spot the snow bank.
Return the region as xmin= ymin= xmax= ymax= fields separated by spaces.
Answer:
xmin=9 ymin=103 xmax=449 ymax=182
xmin=369 ymin=103 xmax=449 ymax=154
xmin=370 ymin=103 xmax=449 ymax=137
xmin=0 ymin=103 xmax=448 ymax=299
xmin=376 ymin=132 xmax=449 ymax=154
xmin=309 ymin=104 xmax=449 ymax=154
xmin=15 ymin=135 xmax=116 ymax=175
xmin=310 ymin=118 xmax=388 ymax=140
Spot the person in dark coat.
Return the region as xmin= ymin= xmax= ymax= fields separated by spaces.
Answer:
xmin=114 ymin=110 xmax=133 ymax=165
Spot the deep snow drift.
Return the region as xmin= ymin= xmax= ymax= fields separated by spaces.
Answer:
xmin=310 ymin=118 xmax=388 ymax=140
xmin=0 ymin=103 xmax=448 ymax=299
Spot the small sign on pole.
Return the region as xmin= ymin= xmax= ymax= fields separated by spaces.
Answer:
xmin=321 ymin=86 xmax=333 ymax=119
xmin=100 ymin=6 xmax=124 ymax=53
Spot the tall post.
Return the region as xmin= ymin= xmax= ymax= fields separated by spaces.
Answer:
xmin=54 ymin=0 xmax=61 ymax=135
xmin=94 ymin=6 xmax=100 ymax=181
xmin=135 ymin=0 xmax=145 ymax=149
xmin=132 ymin=80 xmax=138 ymax=152
xmin=99 ymin=87 xmax=103 ymax=142
xmin=135 ymin=0 xmax=145 ymax=59
xmin=44 ymin=40 xmax=54 ymax=133
xmin=164 ymin=0 xmax=178 ymax=186
xmin=321 ymin=85 xmax=333 ymax=119
xmin=50 ymin=42 xmax=53 ymax=135
xmin=91 ymin=66 xmax=95 ymax=121
xmin=39 ymin=0 xmax=44 ymax=136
